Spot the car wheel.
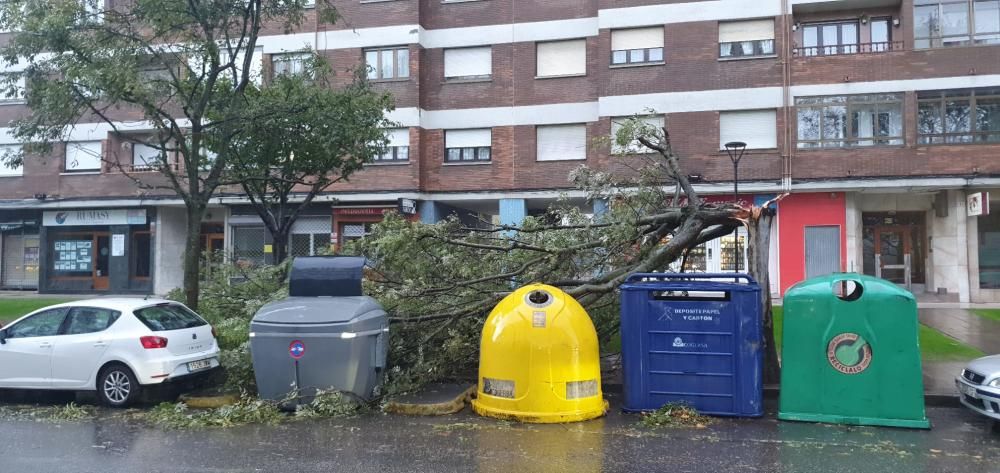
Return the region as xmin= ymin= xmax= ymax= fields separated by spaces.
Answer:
xmin=97 ymin=364 xmax=140 ymax=408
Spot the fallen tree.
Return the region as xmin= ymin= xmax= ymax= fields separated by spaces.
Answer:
xmin=354 ymin=116 xmax=781 ymax=388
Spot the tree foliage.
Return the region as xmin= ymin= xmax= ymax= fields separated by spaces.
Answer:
xmin=0 ymin=0 xmax=339 ymax=308
xmin=224 ymin=61 xmax=395 ymax=263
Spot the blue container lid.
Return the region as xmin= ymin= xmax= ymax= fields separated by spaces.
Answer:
xmin=620 ymin=273 xmax=761 ymax=292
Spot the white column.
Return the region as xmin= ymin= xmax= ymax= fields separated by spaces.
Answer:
xmin=845 ymin=192 xmax=861 ymax=273
xmin=954 ymin=190 xmax=971 ymax=303
xmin=153 ymin=207 xmax=188 ymax=296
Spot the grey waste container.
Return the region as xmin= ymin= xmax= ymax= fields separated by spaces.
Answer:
xmin=250 ymin=256 xmax=388 ymax=402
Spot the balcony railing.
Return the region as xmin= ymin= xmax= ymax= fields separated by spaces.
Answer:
xmin=792 ymin=41 xmax=905 ymax=57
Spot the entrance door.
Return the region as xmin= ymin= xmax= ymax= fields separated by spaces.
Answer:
xmin=805 ymin=226 xmax=841 ymax=279
xmin=875 ymin=227 xmax=911 ymax=285
xmin=94 ymin=234 xmax=110 ymax=291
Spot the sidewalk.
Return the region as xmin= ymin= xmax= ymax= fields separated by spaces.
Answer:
xmin=919 ymin=308 xmax=1000 ymax=354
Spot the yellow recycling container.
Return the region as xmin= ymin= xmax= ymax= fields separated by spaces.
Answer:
xmin=472 ymin=284 xmax=608 ymax=423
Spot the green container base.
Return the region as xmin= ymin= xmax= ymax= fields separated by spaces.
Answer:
xmin=778 ymin=411 xmax=931 ymax=430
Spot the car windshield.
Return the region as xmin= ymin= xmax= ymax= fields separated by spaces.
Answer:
xmin=133 ymin=304 xmax=207 ymax=332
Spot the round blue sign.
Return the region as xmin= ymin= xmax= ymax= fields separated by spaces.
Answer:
xmin=289 ymin=340 xmax=306 ymax=359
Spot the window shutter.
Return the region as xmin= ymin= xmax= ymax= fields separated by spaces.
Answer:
xmin=537 ymin=124 xmax=587 ymax=161
xmin=446 ymin=129 xmax=492 ymax=148
xmin=0 ymin=144 xmax=23 ymax=176
xmin=719 ymin=19 xmax=775 ymax=42
xmin=611 ymin=27 xmax=664 ymax=50
xmin=388 ymin=128 xmax=410 ymax=147
xmin=444 ymin=47 xmax=492 ymax=78
xmin=720 ymin=110 xmax=777 ymax=149
xmin=537 ymin=39 xmax=587 ymax=77
xmin=65 ymin=141 xmax=103 ymax=171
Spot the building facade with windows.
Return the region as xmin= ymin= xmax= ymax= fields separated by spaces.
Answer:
xmin=2 ymin=0 xmax=1000 ymax=302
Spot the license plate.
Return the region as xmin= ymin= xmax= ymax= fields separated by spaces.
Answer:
xmin=960 ymin=383 xmax=978 ymax=398
xmin=187 ymin=359 xmax=212 ymax=372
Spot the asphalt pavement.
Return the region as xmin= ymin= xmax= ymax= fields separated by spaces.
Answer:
xmin=0 ymin=393 xmax=998 ymax=473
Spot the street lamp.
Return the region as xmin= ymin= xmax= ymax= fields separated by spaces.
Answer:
xmin=724 ymin=141 xmax=747 ymax=272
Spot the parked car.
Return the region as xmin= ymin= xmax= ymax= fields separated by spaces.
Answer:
xmin=0 ymin=298 xmax=220 ymax=407
xmin=956 ymin=355 xmax=1000 ymax=421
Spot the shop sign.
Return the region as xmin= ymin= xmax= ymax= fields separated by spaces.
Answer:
xmin=968 ymin=192 xmax=990 ymax=217
xmin=333 ymin=207 xmax=391 ymax=216
xmin=43 ymin=209 xmax=147 ymax=227
xmin=398 ymin=198 xmax=417 ymax=216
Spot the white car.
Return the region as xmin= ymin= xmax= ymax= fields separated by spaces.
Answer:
xmin=0 ymin=298 xmax=220 ymax=407
xmin=956 ymin=355 xmax=1000 ymax=421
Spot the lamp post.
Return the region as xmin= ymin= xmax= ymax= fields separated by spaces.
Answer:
xmin=724 ymin=141 xmax=747 ymax=272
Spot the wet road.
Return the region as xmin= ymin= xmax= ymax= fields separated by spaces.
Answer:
xmin=0 ymin=395 xmax=998 ymax=473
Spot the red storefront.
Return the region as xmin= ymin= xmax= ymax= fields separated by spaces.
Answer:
xmin=776 ymin=192 xmax=848 ymax=295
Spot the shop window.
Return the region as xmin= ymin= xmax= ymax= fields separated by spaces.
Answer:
xmin=132 ymin=232 xmax=151 ymax=278
xmin=291 ymin=232 xmax=332 ymax=257
xmin=51 ymin=236 xmax=94 ymax=277
xmin=340 ymin=222 xmax=373 ymax=246
xmin=978 ymin=209 xmax=1000 ymax=288
xmin=232 ymin=226 xmax=267 ymax=266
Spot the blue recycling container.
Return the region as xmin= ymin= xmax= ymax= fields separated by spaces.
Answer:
xmin=620 ymin=273 xmax=763 ymax=417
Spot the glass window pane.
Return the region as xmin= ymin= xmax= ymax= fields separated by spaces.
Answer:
xmin=611 ymin=50 xmax=627 ymax=64
xmin=841 ymin=23 xmax=858 ymax=45
xmin=628 ymin=49 xmax=645 ymax=63
xmin=396 ymin=48 xmax=409 ymax=78
xmin=478 ymin=147 xmax=491 ymax=161
xmin=975 ymin=0 xmax=1000 ymax=34
xmin=878 ymin=102 xmax=904 ymax=139
xmin=797 ymin=108 xmax=821 ymax=141
xmin=7 ymin=309 xmax=65 ymax=338
xmin=720 ymin=42 xmax=734 ymax=57
xmin=65 ymin=308 xmax=117 ymax=335
xmin=365 ymin=51 xmax=378 ymax=79
xmin=647 ymin=47 xmax=663 ymax=62
xmin=397 ymin=146 xmax=409 ymax=161
xmin=945 ymin=99 xmax=972 ymax=133
xmin=976 ymin=98 xmax=1000 ymax=142
xmin=462 ymin=147 xmax=475 ymax=160
xmin=447 ymin=148 xmax=461 ymax=162
xmin=918 ymin=102 xmax=944 ymax=136
xmin=134 ymin=305 xmax=206 ymax=332
xmin=852 ymin=104 xmax=876 ymax=145
xmin=803 ymin=26 xmax=819 ymax=48
xmin=871 ymin=19 xmax=891 ymax=44
xmin=133 ymin=233 xmax=150 ymax=278
xmin=914 ymin=5 xmax=939 ymax=38
xmin=822 ymin=105 xmax=848 ymax=142
xmin=380 ymin=50 xmax=394 ymax=79
xmin=942 ymin=2 xmax=971 ymax=36
xmin=759 ymin=39 xmax=774 ymax=55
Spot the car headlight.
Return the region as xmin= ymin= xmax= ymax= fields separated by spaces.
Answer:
xmin=990 ymin=378 xmax=1000 ymax=388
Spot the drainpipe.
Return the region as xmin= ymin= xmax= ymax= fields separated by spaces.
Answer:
xmin=781 ymin=0 xmax=793 ymax=192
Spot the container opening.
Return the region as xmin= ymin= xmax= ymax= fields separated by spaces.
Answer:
xmin=652 ymin=290 xmax=731 ymax=302
xmin=524 ymin=290 xmax=555 ymax=308
xmin=833 ymin=280 xmax=863 ymax=301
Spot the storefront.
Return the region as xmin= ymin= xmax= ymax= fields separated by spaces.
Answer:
xmin=332 ymin=200 xmax=418 ymax=250
xmin=40 ymin=208 xmax=154 ymax=294
xmin=0 ymin=215 xmax=41 ymax=290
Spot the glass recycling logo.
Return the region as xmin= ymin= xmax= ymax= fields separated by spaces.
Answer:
xmin=827 ymin=333 xmax=872 ymax=375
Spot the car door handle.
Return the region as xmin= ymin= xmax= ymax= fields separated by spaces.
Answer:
xmin=93 ymin=342 xmax=108 ymax=347
xmin=38 ymin=342 xmax=52 ymax=348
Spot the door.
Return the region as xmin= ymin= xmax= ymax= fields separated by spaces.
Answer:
xmin=50 ymin=307 xmax=117 ymax=388
xmin=0 ymin=308 xmax=67 ymax=388
xmin=876 ymin=227 xmax=911 ymax=284
xmin=94 ymin=233 xmax=110 ymax=291
xmin=805 ymin=226 xmax=841 ymax=279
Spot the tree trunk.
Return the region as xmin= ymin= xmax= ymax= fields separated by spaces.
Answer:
xmin=272 ymin=229 xmax=289 ymax=265
xmin=183 ymin=204 xmax=207 ymax=310
xmin=747 ymin=209 xmax=781 ymax=385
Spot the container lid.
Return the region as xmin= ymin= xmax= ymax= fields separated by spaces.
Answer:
xmin=288 ymin=256 xmax=365 ymax=297
xmin=252 ymin=296 xmax=384 ymax=325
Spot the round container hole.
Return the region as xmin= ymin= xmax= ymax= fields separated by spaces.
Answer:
xmin=833 ymin=280 xmax=863 ymax=302
xmin=528 ymin=291 xmax=551 ymax=305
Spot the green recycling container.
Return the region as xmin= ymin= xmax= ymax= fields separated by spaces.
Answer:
xmin=778 ymin=273 xmax=930 ymax=429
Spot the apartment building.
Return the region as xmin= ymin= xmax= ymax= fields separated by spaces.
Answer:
xmin=1 ymin=0 xmax=999 ymax=303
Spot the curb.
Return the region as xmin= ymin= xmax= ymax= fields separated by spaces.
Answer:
xmin=384 ymin=385 xmax=476 ymax=416
xmin=603 ymin=384 xmax=962 ymax=408
xmin=178 ymin=393 xmax=241 ymax=409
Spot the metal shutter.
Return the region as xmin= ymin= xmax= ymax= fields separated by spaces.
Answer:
xmin=536 ymin=124 xmax=587 ymax=161
xmin=719 ymin=110 xmax=777 ymax=149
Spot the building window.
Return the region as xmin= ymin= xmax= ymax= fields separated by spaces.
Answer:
xmin=221 ymin=46 xmax=264 ymax=86
xmin=374 ymin=128 xmax=410 ymax=162
xmin=796 ymin=94 xmax=904 ymax=148
xmin=77 ymin=0 xmax=104 ymax=25
xmin=0 ymin=144 xmax=23 ymax=177
xmin=443 ymin=47 xmax=492 ymax=80
xmin=340 ymin=222 xmax=373 ymax=246
xmin=536 ymin=39 xmax=587 ymax=78
xmin=272 ymin=53 xmax=311 ymax=78
xmin=610 ymin=116 xmax=664 ymax=154
xmin=915 ymin=0 xmax=1000 ymax=48
xmin=290 ymin=217 xmax=332 ymax=256
xmin=871 ymin=17 xmax=893 ymax=51
xmin=720 ymin=110 xmax=777 ymax=149
xmin=131 ymin=232 xmax=151 ymax=278
xmin=232 ymin=226 xmax=266 ymax=266
xmin=719 ymin=20 xmax=775 ymax=58
xmin=444 ymin=129 xmax=492 ymax=162
xmin=536 ymin=124 xmax=587 ymax=161
xmin=132 ymin=143 xmax=160 ymax=171
xmin=918 ymin=88 xmax=1000 ymax=144
xmin=0 ymin=73 xmax=26 ymax=104
xmin=979 ymin=207 xmax=1000 ymax=288
xmin=64 ymin=141 xmax=103 ymax=173
xmin=800 ymin=21 xmax=859 ymax=56
xmin=364 ymin=47 xmax=409 ymax=81
xmin=611 ymin=27 xmax=664 ymax=66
